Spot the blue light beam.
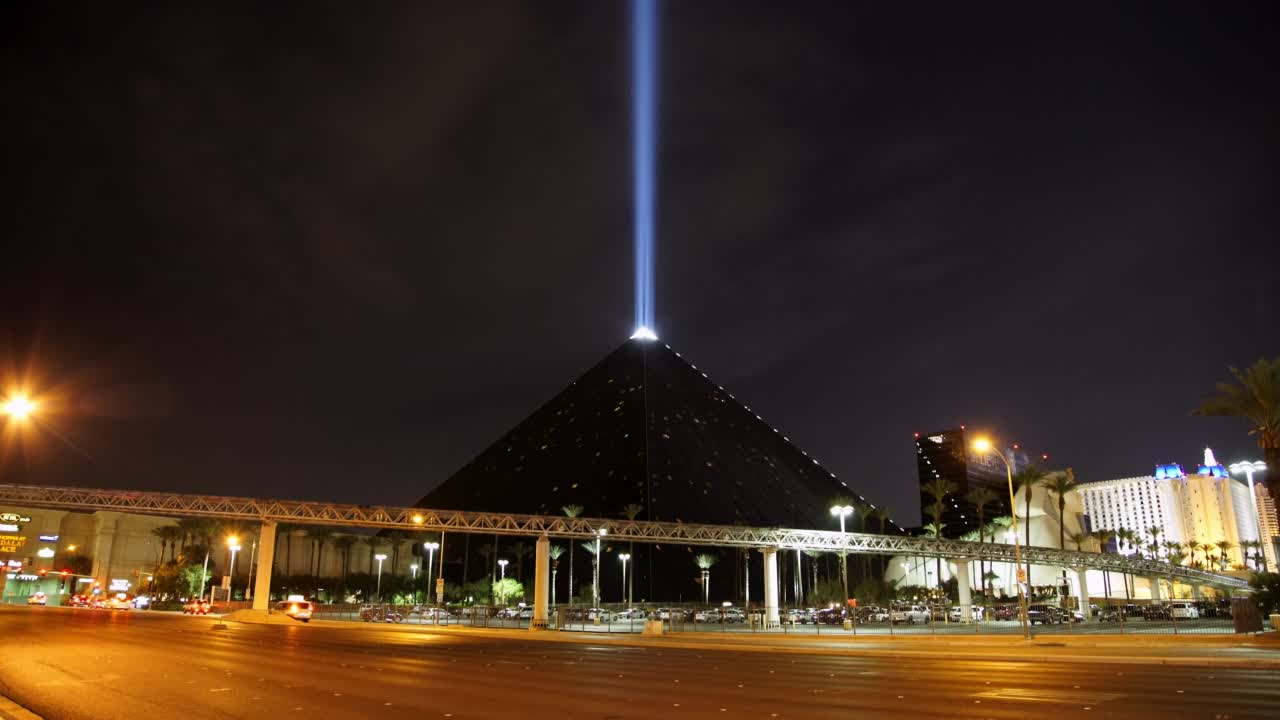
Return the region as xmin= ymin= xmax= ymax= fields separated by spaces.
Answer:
xmin=632 ymin=0 xmax=658 ymax=338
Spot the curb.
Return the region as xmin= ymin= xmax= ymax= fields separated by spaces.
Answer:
xmin=0 ymin=694 xmax=41 ymax=720
xmin=303 ymin=619 xmax=1280 ymax=669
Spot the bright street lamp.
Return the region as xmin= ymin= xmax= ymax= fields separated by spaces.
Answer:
xmin=498 ymin=558 xmax=509 ymax=581
xmin=226 ymin=537 xmax=241 ymax=600
xmin=1229 ymin=460 xmax=1269 ymax=571
xmin=1 ymin=395 xmax=36 ymax=420
xmin=830 ymin=504 xmax=854 ymax=604
xmin=374 ymin=553 xmax=387 ymax=601
xmin=974 ymin=436 xmax=1029 ymax=639
xmin=618 ymin=553 xmax=631 ymax=605
xmin=423 ymin=541 xmax=439 ymax=601
xmin=410 ymin=563 xmax=418 ymax=579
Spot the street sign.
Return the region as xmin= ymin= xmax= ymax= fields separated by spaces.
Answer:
xmin=436 ymin=578 xmax=445 ymax=593
xmin=1016 ymin=568 xmax=1027 ymax=583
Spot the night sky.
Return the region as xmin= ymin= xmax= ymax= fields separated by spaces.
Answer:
xmin=4 ymin=2 xmax=1277 ymax=526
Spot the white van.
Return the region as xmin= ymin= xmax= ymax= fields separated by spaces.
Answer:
xmin=1169 ymin=601 xmax=1199 ymax=619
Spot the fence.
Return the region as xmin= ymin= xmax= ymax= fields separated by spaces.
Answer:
xmin=307 ymin=598 xmax=1272 ymax=637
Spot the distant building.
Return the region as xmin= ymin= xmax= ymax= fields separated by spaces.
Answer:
xmin=1077 ymin=448 xmax=1259 ymax=568
xmin=1256 ymin=483 xmax=1279 ymax=571
xmin=914 ymin=428 xmax=1030 ymax=538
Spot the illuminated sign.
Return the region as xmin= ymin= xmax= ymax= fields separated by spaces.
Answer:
xmin=5 ymin=560 xmax=21 ymax=568
xmin=38 ymin=535 xmax=59 ymax=542
xmin=37 ymin=547 xmax=55 ymax=558
xmin=109 ymin=578 xmax=130 ymax=592
xmin=0 ymin=524 xmax=18 ymax=532
xmin=0 ymin=513 xmax=31 ymax=524
xmin=76 ymin=578 xmax=92 ymax=584
xmin=0 ymin=535 xmax=28 ymax=553
xmin=928 ymin=435 xmax=945 ymax=444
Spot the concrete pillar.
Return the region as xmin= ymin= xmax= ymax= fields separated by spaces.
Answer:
xmin=955 ymin=559 xmax=972 ymax=622
xmin=251 ymin=521 xmax=276 ymax=611
xmin=531 ymin=535 xmax=549 ymax=630
xmin=1192 ymin=585 xmax=1202 ymax=601
xmin=762 ymin=547 xmax=780 ymax=628
xmin=1149 ymin=576 xmax=1162 ymax=602
xmin=1074 ymin=568 xmax=1089 ymax=619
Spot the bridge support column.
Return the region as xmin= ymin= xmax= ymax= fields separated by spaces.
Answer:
xmin=762 ymin=547 xmax=780 ymax=628
xmin=1192 ymin=585 xmax=1202 ymax=601
xmin=955 ymin=558 xmax=972 ymax=622
xmin=251 ymin=521 xmax=276 ymax=611
xmin=531 ymin=534 xmax=549 ymax=631
xmin=1149 ymin=576 xmax=1162 ymax=602
xmin=1073 ymin=567 xmax=1089 ymax=619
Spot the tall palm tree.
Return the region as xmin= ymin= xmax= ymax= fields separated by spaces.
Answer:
xmin=921 ymin=477 xmax=958 ymax=588
xmin=803 ymin=550 xmax=821 ymax=597
xmin=151 ymin=525 xmax=180 ymax=564
xmin=1194 ymin=357 xmax=1280 ymax=470
xmin=621 ymin=503 xmax=643 ymax=603
xmin=333 ymin=535 xmax=357 ymax=580
xmin=1012 ymin=465 xmax=1045 ymax=582
xmin=1216 ymin=540 xmax=1236 ymax=571
xmin=694 ymin=553 xmax=718 ymax=604
xmin=273 ymin=523 xmax=296 ymax=575
xmin=562 ymin=505 xmax=584 ymax=602
xmin=1146 ymin=526 xmax=1163 ymax=556
xmin=1115 ymin=528 xmax=1136 ymax=556
xmin=309 ymin=527 xmax=335 ymax=578
xmin=1069 ymin=531 xmax=1092 ymax=552
xmin=1163 ymin=540 xmax=1182 ymax=564
xmin=383 ymin=530 xmax=406 ymax=575
xmin=508 ymin=541 xmax=531 ymax=584
xmin=361 ymin=536 xmax=381 ymax=573
xmin=580 ymin=540 xmax=603 ymax=605
xmin=1039 ymin=469 xmax=1078 ymax=553
xmin=548 ymin=545 xmax=566 ymax=606
xmin=476 ymin=544 xmax=495 ymax=581
xmin=1195 ymin=542 xmax=1213 ymax=568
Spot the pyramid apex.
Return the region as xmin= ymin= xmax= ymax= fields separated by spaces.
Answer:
xmin=630 ymin=326 xmax=658 ymax=341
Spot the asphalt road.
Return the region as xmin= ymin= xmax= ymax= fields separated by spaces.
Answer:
xmin=2 ymin=606 xmax=1276 ymax=720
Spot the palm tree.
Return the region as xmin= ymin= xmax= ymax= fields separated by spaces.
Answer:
xmin=803 ymin=550 xmax=821 ymax=597
xmin=560 ymin=504 xmax=585 ymax=600
xmin=580 ymin=540 xmax=603 ymax=605
xmin=548 ymin=545 xmax=566 ymax=606
xmin=361 ymin=536 xmax=381 ymax=573
xmin=1040 ymin=469 xmax=1078 ymax=553
xmin=921 ymin=477 xmax=958 ymax=588
xmin=476 ymin=543 xmax=495 ymax=581
xmin=1115 ymin=528 xmax=1136 ymax=556
xmin=1146 ymin=526 xmax=1163 ymax=557
xmin=151 ymin=525 xmax=180 ymax=564
xmin=508 ymin=541 xmax=532 ymax=584
xmin=383 ymin=530 xmax=406 ymax=576
xmin=1194 ymin=357 xmax=1280 ymax=470
xmin=1012 ymin=465 xmax=1046 ymax=583
xmin=309 ymin=527 xmax=335 ymax=579
xmin=966 ymin=487 xmax=998 ymax=600
xmin=333 ymin=535 xmax=357 ymax=580
xmin=1163 ymin=540 xmax=1182 ymax=564
xmin=694 ymin=553 xmax=718 ymax=604
xmin=273 ymin=523 xmax=296 ymax=575
xmin=1216 ymin=540 xmax=1236 ymax=571
xmin=1069 ymin=531 xmax=1091 ymax=552
xmin=1195 ymin=542 xmax=1213 ymax=568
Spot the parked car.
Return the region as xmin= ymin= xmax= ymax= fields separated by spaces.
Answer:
xmin=891 ymin=605 xmax=929 ymax=625
xmin=183 ymin=598 xmax=212 ymax=615
xmin=1099 ymin=607 xmax=1122 ymax=622
xmin=865 ymin=607 xmax=891 ymax=623
xmin=1169 ymin=601 xmax=1200 ymax=619
xmin=1143 ymin=604 xmax=1170 ymax=621
xmin=1026 ymin=604 xmax=1063 ymax=625
xmin=27 ymin=592 xmax=47 ymax=606
xmin=359 ymin=605 xmax=404 ymax=623
xmin=947 ymin=605 xmax=984 ymax=622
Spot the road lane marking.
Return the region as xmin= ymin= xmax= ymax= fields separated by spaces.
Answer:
xmin=209 ymin=688 xmax=230 ymax=693
xmin=972 ymin=689 xmax=1124 ymax=704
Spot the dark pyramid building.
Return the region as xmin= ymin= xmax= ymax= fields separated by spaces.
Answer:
xmin=417 ymin=337 xmax=898 ymax=602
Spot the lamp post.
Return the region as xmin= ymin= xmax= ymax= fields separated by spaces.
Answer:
xmin=227 ymin=537 xmax=241 ymax=601
xmin=424 ymin=541 xmax=439 ymax=604
xmin=1229 ymin=461 xmax=1269 ymax=572
xmin=830 ymin=505 xmax=853 ymax=604
xmin=618 ymin=553 xmax=631 ymax=605
xmin=974 ymin=436 xmax=1029 ymax=639
xmin=498 ymin=559 xmax=508 ymax=581
xmin=593 ymin=528 xmax=606 ymax=608
xmin=374 ymin=553 xmax=387 ymax=601
xmin=245 ymin=537 xmax=257 ymax=601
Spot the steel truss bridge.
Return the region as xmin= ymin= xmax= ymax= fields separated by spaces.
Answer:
xmin=0 ymin=483 xmax=1247 ymax=590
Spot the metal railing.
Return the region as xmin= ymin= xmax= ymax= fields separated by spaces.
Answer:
xmin=0 ymin=482 xmax=1248 ymax=590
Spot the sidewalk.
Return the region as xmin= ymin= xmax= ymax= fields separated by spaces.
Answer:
xmin=303 ymin=617 xmax=1280 ymax=669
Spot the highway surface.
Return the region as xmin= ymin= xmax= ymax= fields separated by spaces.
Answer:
xmin=1 ymin=606 xmax=1276 ymax=719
